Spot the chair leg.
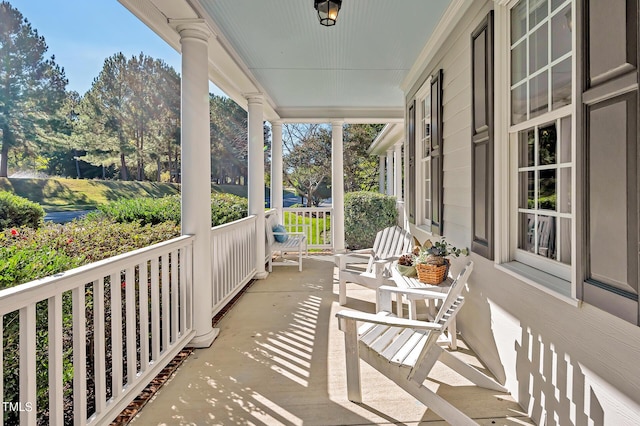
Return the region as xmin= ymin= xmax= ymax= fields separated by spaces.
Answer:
xmin=342 ymin=318 xmax=362 ymax=403
xmin=448 ymin=320 xmax=457 ymax=350
xmin=268 ymin=254 xmax=273 ymax=272
xmin=339 ymin=278 xmax=347 ymax=305
xmin=298 ymin=248 xmax=302 ymax=272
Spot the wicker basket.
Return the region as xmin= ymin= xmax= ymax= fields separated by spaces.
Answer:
xmin=415 ymin=260 xmax=449 ymax=284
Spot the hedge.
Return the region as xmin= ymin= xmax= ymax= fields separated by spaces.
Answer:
xmin=0 ymin=191 xmax=45 ymax=230
xmin=344 ymin=191 xmax=398 ymax=249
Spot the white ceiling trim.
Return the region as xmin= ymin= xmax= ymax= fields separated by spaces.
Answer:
xmin=275 ymin=107 xmax=404 ymax=123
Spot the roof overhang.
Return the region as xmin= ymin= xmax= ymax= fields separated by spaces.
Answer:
xmin=367 ymin=123 xmax=404 ymax=156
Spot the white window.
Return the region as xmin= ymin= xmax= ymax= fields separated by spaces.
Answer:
xmin=508 ymin=0 xmax=574 ymax=282
xmin=420 ymin=94 xmax=432 ymax=226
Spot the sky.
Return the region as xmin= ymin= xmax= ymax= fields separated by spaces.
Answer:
xmin=7 ymin=0 xmax=224 ymax=96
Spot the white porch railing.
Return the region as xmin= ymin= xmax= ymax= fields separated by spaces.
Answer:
xmin=282 ymin=207 xmax=333 ymax=250
xmin=0 ymin=214 xmax=274 ymax=425
xmin=210 ymin=215 xmax=257 ymax=316
xmin=0 ymin=235 xmax=195 ymax=426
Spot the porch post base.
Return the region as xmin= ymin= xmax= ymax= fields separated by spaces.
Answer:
xmin=189 ymin=328 xmax=219 ymax=348
xmin=254 ymin=271 xmax=269 ymax=279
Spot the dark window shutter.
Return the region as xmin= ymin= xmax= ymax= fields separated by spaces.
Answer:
xmin=407 ymin=101 xmax=416 ymax=224
xmin=471 ymin=12 xmax=495 ymax=259
xmin=430 ymin=69 xmax=444 ymax=236
xmin=582 ymin=0 xmax=639 ymax=324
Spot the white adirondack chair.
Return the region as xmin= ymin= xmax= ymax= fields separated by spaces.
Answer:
xmin=336 ymin=261 xmax=508 ymax=425
xmin=266 ymin=213 xmax=308 ymax=272
xmin=336 ymin=226 xmax=412 ymax=306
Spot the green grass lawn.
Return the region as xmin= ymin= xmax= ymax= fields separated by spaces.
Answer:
xmin=0 ymin=177 xmax=299 ymax=213
xmin=283 ymin=210 xmax=331 ymax=247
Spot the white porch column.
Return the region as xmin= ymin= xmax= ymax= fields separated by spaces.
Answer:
xmin=394 ymin=143 xmax=403 ymax=201
xmin=378 ymin=156 xmax=385 ymax=193
xmin=270 ymin=120 xmax=283 ymax=218
xmin=247 ymin=94 xmax=268 ymax=278
xmin=178 ymin=22 xmax=217 ymax=347
xmin=332 ymin=121 xmax=346 ymax=253
xmin=386 ymin=149 xmax=394 ymax=196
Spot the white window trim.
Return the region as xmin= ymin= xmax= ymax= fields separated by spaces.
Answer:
xmin=415 ymin=77 xmax=433 ymax=231
xmin=494 ymin=0 xmax=579 ymax=301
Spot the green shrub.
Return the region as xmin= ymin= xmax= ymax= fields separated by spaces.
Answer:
xmin=0 ymin=218 xmax=180 ymax=424
xmin=97 ymin=194 xmax=181 ymax=225
xmin=210 ymin=193 xmax=248 ymax=226
xmin=96 ymin=193 xmax=248 ymax=227
xmin=0 ymin=191 xmax=45 ymax=230
xmin=344 ymin=191 xmax=398 ymax=249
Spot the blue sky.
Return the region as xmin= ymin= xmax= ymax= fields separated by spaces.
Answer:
xmin=7 ymin=0 xmax=224 ymax=96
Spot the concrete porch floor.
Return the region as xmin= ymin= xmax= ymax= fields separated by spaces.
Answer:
xmin=131 ymin=257 xmax=534 ymax=425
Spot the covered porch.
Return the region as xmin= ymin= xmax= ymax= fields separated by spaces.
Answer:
xmin=130 ymin=257 xmax=532 ymax=425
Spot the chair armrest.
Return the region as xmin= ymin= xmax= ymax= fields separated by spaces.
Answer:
xmin=351 ymin=248 xmax=375 ymax=256
xmin=336 ymin=310 xmax=443 ymax=331
xmin=378 ymin=285 xmax=448 ymax=300
xmin=335 ymin=252 xmax=373 ymax=269
xmin=377 ymin=285 xmax=448 ymax=312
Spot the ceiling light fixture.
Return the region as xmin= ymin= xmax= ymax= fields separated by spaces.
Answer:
xmin=314 ymin=0 xmax=342 ymax=27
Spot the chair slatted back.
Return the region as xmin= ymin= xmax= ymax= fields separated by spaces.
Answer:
xmin=408 ymin=261 xmax=473 ymax=380
xmin=366 ymin=226 xmax=412 ymax=274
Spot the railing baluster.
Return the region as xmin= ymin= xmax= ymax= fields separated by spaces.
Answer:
xmin=150 ymin=257 xmax=161 ymax=361
xmin=139 ymin=262 xmax=149 ymax=372
xmin=171 ymin=250 xmax=179 ymax=344
xmin=47 ymin=295 xmax=63 ymax=424
xmin=19 ymin=305 xmax=37 ymax=425
xmin=179 ymin=247 xmax=187 ymax=335
xmin=93 ymin=279 xmax=107 ymax=416
xmin=125 ymin=266 xmax=137 ymax=386
xmin=161 ymin=253 xmax=170 ymax=352
xmin=72 ymin=286 xmax=87 ymax=425
xmin=111 ymin=272 xmax=123 ymax=400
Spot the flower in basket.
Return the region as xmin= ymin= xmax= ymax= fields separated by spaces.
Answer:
xmin=411 ymin=238 xmax=469 ymax=284
xmin=415 ymin=239 xmax=469 ymax=266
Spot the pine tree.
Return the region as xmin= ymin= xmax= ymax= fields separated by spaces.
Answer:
xmin=0 ymin=1 xmax=68 ymax=177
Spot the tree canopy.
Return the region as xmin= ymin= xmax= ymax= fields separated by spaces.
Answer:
xmin=0 ymin=1 xmax=68 ymax=177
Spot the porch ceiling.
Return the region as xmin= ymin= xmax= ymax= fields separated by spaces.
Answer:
xmin=118 ymin=0 xmax=466 ymax=122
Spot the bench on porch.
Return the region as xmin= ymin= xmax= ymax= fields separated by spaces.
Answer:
xmin=265 ymin=212 xmax=308 ymax=272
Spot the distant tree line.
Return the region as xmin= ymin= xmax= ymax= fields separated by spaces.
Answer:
xmin=0 ymin=1 xmax=382 ymax=195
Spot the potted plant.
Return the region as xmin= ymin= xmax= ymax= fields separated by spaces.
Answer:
xmin=398 ymin=238 xmax=469 ymax=284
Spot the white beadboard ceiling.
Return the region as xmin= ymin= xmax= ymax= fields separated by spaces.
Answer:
xmin=119 ymin=0 xmax=454 ymax=121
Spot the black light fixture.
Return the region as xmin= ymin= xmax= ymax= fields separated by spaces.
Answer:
xmin=314 ymin=0 xmax=342 ymax=27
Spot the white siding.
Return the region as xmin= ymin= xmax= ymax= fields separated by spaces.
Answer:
xmin=406 ymin=0 xmax=640 ymax=424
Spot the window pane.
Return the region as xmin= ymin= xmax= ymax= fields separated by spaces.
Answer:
xmin=552 ymin=57 xmax=572 ymax=109
xmin=423 ymin=136 xmax=430 ymax=157
xmin=558 ymin=217 xmax=571 ymax=265
xmin=559 ymin=116 xmax=571 ymax=163
xmin=512 ymin=83 xmax=527 ymax=125
xmin=538 ymin=123 xmax=557 ymax=165
xmin=536 ymin=215 xmax=556 ymax=259
xmin=519 ymin=129 xmax=535 ymax=167
xmin=519 ymin=171 xmax=535 ymax=209
xmin=511 ymin=40 xmax=527 ymax=84
xmin=511 ymin=1 xmax=527 ymax=42
xmin=551 ymin=0 xmax=566 ymax=12
xmin=530 ymin=71 xmax=549 ymax=118
xmin=518 ymin=212 xmax=536 ymax=252
xmin=538 ymin=169 xmax=556 ymax=210
xmin=558 ymin=167 xmax=571 ymax=213
xmin=529 ymin=23 xmax=548 ymax=74
xmin=551 ymin=5 xmax=572 ymax=61
xmin=529 ymin=0 xmax=548 ymax=29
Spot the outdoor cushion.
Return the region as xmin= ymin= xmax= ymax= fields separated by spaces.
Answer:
xmin=272 ymin=224 xmax=288 ymax=242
